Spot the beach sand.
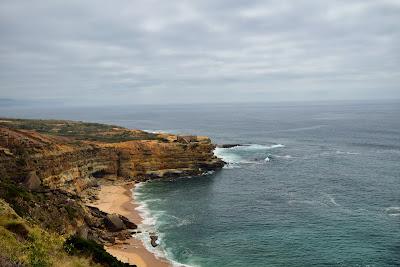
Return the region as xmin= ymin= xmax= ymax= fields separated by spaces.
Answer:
xmin=91 ymin=182 xmax=171 ymax=267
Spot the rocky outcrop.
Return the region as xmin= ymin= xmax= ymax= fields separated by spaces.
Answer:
xmin=0 ymin=120 xmax=224 ymax=194
xmin=0 ymin=118 xmax=223 ymax=262
xmin=150 ymin=235 xmax=159 ymax=247
xmin=104 ymin=214 xmax=131 ymax=232
xmin=1 ymin=119 xmax=221 ymax=266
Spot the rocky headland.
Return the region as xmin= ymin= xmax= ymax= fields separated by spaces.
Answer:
xmin=0 ymin=118 xmax=224 ymax=267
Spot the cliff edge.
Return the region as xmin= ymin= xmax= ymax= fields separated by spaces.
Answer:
xmin=0 ymin=118 xmax=223 ymax=193
xmin=0 ymin=118 xmax=224 ymax=266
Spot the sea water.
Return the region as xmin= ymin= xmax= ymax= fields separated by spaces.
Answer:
xmin=2 ymin=100 xmax=399 ymax=266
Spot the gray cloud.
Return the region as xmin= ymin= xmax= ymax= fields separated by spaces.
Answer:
xmin=0 ymin=0 xmax=399 ymax=104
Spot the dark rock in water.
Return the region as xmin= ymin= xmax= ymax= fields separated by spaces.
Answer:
xmin=119 ymin=215 xmax=137 ymax=229
xmin=218 ymin=144 xmax=242 ymax=148
xmin=150 ymin=235 xmax=159 ymax=247
xmin=104 ymin=214 xmax=126 ymax=232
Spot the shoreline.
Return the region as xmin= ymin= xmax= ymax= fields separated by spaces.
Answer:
xmin=91 ymin=182 xmax=171 ymax=267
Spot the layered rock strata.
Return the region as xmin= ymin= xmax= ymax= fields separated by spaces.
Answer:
xmin=0 ymin=120 xmax=223 ymax=194
xmin=0 ymin=119 xmax=225 ymax=265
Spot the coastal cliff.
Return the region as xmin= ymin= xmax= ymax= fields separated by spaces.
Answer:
xmin=0 ymin=118 xmax=223 ymax=266
xmin=0 ymin=119 xmax=222 ymax=192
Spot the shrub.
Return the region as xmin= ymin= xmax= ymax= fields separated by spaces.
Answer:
xmin=4 ymin=222 xmax=29 ymax=240
xmin=64 ymin=236 xmax=135 ymax=267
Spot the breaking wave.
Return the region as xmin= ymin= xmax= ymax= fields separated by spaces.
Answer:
xmin=228 ymin=144 xmax=285 ymax=150
xmin=385 ymin=207 xmax=400 ymax=217
xmin=274 ymin=155 xmax=293 ymax=159
xmin=134 ymin=184 xmax=196 ymax=267
xmin=214 ymin=143 xmax=285 ymax=167
xmin=336 ymin=150 xmax=360 ymax=155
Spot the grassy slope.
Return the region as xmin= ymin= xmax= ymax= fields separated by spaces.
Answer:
xmin=0 ymin=198 xmax=99 ymax=267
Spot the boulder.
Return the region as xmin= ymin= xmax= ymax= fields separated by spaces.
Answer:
xmin=101 ymin=233 xmax=116 ymax=244
xmin=77 ymin=226 xmax=89 ymax=239
xmin=87 ymin=232 xmax=101 ymax=243
xmin=116 ymin=231 xmax=131 ymax=240
xmin=119 ymin=215 xmax=137 ymax=229
xmin=150 ymin=235 xmax=159 ymax=247
xmin=23 ymin=171 xmax=41 ymax=191
xmin=104 ymin=214 xmax=126 ymax=232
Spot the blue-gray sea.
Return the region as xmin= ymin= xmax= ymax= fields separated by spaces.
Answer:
xmin=1 ymin=100 xmax=399 ymax=267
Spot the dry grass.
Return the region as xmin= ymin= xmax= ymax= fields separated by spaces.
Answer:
xmin=0 ymin=199 xmax=101 ymax=267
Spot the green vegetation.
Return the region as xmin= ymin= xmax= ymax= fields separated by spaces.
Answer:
xmin=0 ymin=199 xmax=100 ymax=267
xmin=0 ymin=180 xmax=135 ymax=267
xmin=0 ymin=118 xmax=158 ymax=143
xmin=64 ymin=236 xmax=134 ymax=267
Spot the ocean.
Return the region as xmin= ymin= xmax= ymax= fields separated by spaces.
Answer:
xmin=1 ymin=100 xmax=399 ymax=267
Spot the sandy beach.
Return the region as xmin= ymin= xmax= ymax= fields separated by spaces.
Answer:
xmin=91 ymin=182 xmax=171 ymax=267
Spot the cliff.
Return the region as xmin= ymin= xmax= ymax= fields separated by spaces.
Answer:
xmin=0 ymin=118 xmax=224 ymax=266
xmin=0 ymin=118 xmax=223 ymax=193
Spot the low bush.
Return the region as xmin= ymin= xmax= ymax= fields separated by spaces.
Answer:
xmin=64 ymin=236 xmax=134 ymax=267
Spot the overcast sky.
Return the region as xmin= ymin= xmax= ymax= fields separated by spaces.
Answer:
xmin=0 ymin=0 xmax=399 ymax=105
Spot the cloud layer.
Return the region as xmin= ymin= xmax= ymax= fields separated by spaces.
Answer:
xmin=0 ymin=0 xmax=399 ymax=104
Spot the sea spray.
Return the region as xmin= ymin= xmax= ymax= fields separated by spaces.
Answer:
xmin=214 ymin=143 xmax=285 ymax=166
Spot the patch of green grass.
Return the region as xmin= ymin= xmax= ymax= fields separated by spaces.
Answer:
xmin=0 ymin=118 xmax=158 ymax=143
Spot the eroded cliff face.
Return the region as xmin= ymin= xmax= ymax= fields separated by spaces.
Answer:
xmin=0 ymin=119 xmax=223 ymax=194
xmin=0 ymin=119 xmax=223 ymax=251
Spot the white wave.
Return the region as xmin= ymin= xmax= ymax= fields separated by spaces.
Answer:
xmin=213 ymin=147 xmax=245 ymax=165
xmin=264 ymin=157 xmax=271 ymax=162
xmin=214 ymin=143 xmax=285 ymax=166
xmin=336 ymin=150 xmax=360 ymax=155
xmin=133 ymin=184 xmax=196 ymax=267
xmin=134 ymin=182 xmax=143 ymax=190
xmin=222 ymin=164 xmax=241 ymax=169
xmin=274 ymin=155 xmax=292 ymax=159
xmin=230 ymin=144 xmax=285 ymax=151
xmin=201 ymin=170 xmax=215 ymax=176
xmin=385 ymin=207 xmax=400 ymax=216
xmin=133 ymin=186 xmax=166 ymax=259
xmin=327 ymin=195 xmax=340 ymax=207
xmin=134 ymin=201 xmax=157 ymax=227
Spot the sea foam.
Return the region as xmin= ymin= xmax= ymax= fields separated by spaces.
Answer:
xmin=214 ymin=143 xmax=285 ymax=166
xmin=133 ymin=184 xmax=196 ymax=267
xmin=385 ymin=207 xmax=400 ymax=216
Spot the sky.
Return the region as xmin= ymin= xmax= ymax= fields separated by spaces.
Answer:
xmin=0 ymin=0 xmax=399 ymax=105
